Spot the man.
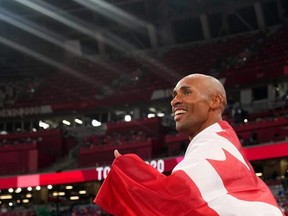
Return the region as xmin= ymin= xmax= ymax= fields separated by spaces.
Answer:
xmin=94 ymin=74 xmax=283 ymax=216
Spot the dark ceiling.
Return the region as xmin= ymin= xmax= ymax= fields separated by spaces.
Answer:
xmin=0 ymin=0 xmax=286 ymax=78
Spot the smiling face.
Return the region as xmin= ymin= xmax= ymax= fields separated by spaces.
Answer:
xmin=171 ymin=74 xmax=226 ymax=140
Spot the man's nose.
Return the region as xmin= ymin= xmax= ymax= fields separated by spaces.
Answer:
xmin=171 ymin=94 xmax=181 ymax=107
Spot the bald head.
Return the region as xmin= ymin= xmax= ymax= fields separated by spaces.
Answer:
xmin=184 ymin=74 xmax=227 ymax=112
xmin=171 ymin=73 xmax=227 ymax=139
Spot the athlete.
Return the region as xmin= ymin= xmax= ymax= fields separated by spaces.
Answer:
xmin=95 ymin=74 xmax=284 ymax=216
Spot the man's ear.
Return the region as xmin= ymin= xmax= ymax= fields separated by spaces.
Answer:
xmin=210 ymin=95 xmax=222 ymax=110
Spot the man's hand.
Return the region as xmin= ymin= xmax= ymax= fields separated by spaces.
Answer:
xmin=114 ymin=149 xmax=122 ymax=158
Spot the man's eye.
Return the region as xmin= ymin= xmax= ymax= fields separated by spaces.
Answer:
xmin=184 ymin=91 xmax=191 ymax=95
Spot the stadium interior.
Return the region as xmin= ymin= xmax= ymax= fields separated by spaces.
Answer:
xmin=0 ymin=0 xmax=288 ymax=215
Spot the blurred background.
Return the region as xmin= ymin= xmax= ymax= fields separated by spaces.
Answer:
xmin=0 ymin=0 xmax=288 ymax=215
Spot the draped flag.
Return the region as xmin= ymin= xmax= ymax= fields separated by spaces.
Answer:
xmin=94 ymin=121 xmax=284 ymax=216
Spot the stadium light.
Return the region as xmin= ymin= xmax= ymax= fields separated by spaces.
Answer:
xmin=26 ymin=194 xmax=32 ymax=198
xmin=65 ymin=185 xmax=73 ymax=190
xmin=70 ymin=196 xmax=79 ymax=200
xmin=124 ymin=115 xmax=131 ymax=122
xmin=0 ymin=195 xmax=12 ymax=199
xmin=53 ymin=192 xmax=65 ymax=196
xmin=35 ymin=186 xmax=41 ymax=191
xmin=15 ymin=188 xmax=22 ymax=193
xmin=256 ymin=172 xmax=263 ymax=177
xmin=74 ymin=119 xmax=83 ymax=124
xmin=47 ymin=185 xmax=53 ymax=190
xmin=79 ymin=190 xmax=86 ymax=194
xmin=27 ymin=187 xmax=32 ymax=191
xmin=147 ymin=113 xmax=155 ymax=118
xmin=8 ymin=188 xmax=13 ymax=193
xmin=92 ymin=119 xmax=101 ymax=127
xmin=157 ymin=112 xmax=165 ymax=117
xmin=62 ymin=120 xmax=71 ymax=126
xmin=39 ymin=120 xmax=49 ymax=129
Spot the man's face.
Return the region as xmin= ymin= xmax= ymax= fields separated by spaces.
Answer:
xmin=171 ymin=76 xmax=211 ymax=136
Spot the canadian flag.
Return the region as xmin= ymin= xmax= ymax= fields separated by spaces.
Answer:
xmin=94 ymin=121 xmax=284 ymax=216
